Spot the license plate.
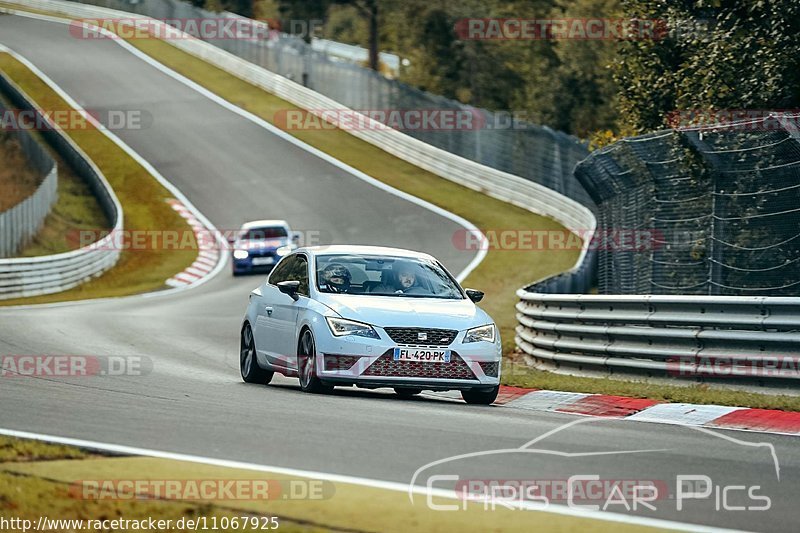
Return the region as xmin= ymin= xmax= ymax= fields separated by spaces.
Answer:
xmin=393 ymin=348 xmax=451 ymax=363
xmin=251 ymin=257 xmax=275 ymax=266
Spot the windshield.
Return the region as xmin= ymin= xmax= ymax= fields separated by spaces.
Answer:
xmin=240 ymin=226 xmax=288 ymax=240
xmin=315 ymin=254 xmax=464 ymax=298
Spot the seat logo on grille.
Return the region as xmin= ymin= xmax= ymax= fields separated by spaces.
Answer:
xmin=417 ymin=332 xmax=428 ymax=341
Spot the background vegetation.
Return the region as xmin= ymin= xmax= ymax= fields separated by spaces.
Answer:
xmin=191 ymin=0 xmax=800 ymax=142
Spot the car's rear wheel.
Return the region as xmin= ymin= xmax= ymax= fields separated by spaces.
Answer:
xmin=461 ymin=385 xmax=499 ymax=405
xmin=394 ymin=387 xmax=422 ymax=398
xmin=240 ymin=324 xmax=273 ymax=384
xmin=298 ymin=330 xmax=333 ymax=394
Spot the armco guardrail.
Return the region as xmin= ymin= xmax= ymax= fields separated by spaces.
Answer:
xmin=515 ymin=292 xmax=800 ymax=385
xmin=0 ymin=59 xmax=122 ymax=300
xmin=0 ymin=101 xmax=57 ymax=257
xmin=2 ymin=0 xmax=596 ymax=261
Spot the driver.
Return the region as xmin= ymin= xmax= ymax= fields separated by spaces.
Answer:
xmin=371 ymin=262 xmax=425 ymax=294
xmin=320 ymin=263 xmax=352 ymax=293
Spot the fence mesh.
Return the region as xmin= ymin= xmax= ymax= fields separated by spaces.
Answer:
xmin=68 ymin=0 xmax=593 ymax=208
xmin=577 ymin=115 xmax=800 ymax=296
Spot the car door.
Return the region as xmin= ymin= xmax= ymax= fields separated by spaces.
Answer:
xmin=254 ymin=254 xmax=309 ymax=370
xmin=254 ymin=256 xmax=294 ymax=368
xmin=272 ymin=253 xmax=311 ymax=369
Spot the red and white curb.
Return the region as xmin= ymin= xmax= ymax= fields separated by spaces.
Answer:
xmin=494 ymin=387 xmax=800 ymax=436
xmin=164 ymin=198 xmax=221 ymax=288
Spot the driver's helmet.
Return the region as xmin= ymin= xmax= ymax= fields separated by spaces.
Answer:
xmin=321 ymin=263 xmax=351 ymax=292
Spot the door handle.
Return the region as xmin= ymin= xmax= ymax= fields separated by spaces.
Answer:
xmin=264 ymin=306 xmax=273 ymax=316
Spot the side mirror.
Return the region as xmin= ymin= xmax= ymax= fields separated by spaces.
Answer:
xmin=277 ymin=280 xmax=301 ymax=301
xmin=465 ymin=289 xmax=484 ymax=303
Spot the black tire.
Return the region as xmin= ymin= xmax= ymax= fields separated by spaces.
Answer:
xmin=298 ymin=330 xmax=333 ymax=394
xmin=394 ymin=387 xmax=422 ymax=398
xmin=461 ymin=385 xmax=499 ymax=405
xmin=240 ymin=324 xmax=273 ymax=384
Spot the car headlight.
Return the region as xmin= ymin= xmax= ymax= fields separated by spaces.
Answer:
xmin=326 ymin=317 xmax=380 ymax=339
xmin=464 ymin=324 xmax=495 ymax=343
xmin=276 ymin=245 xmax=292 ymax=257
xmin=233 ymin=249 xmax=249 ymax=260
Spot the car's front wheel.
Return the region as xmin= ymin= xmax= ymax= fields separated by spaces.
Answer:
xmin=298 ymin=330 xmax=333 ymax=394
xmin=240 ymin=324 xmax=273 ymax=384
xmin=461 ymin=385 xmax=499 ymax=405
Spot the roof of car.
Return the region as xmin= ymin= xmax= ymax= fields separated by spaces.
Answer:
xmin=298 ymin=245 xmax=435 ymax=260
xmin=240 ymin=220 xmax=290 ymax=230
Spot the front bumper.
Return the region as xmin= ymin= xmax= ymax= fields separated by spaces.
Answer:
xmin=314 ymin=325 xmax=502 ymax=390
xmin=232 ymin=254 xmax=278 ymax=274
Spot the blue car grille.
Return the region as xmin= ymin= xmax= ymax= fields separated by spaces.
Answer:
xmin=248 ymin=249 xmax=276 ymax=258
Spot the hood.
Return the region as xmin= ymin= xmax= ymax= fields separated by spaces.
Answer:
xmin=316 ymin=293 xmax=492 ymax=330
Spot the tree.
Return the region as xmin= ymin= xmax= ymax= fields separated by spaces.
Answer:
xmin=269 ymin=0 xmax=379 ymax=69
xmin=615 ymin=0 xmax=800 ymax=133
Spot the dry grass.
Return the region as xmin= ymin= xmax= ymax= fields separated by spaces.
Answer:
xmin=0 ymin=132 xmax=41 ymax=212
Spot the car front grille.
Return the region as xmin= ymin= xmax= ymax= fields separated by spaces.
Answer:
xmin=479 ymin=361 xmax=499 ymax=377
xmin=362 ymin=351 xmax=476 ymax=380
xmin=383 ymin=327 xmax=458 ymax=346
xmin=249 ymin=249 xmax=276 ymax=258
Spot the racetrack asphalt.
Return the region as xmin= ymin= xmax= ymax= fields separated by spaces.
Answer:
xmin=0 ymin=14 xmax=798 ymax=532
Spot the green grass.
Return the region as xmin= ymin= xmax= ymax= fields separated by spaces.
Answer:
xmin=0 ymin=52 xmax=197 ymax=305
xmin=0 ymin=436 xmax=87 ymax=462
xmin=0 ymin=436 xmax=660 ymax=533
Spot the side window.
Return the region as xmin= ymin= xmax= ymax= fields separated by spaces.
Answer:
xmin=268 ymin=256 xmax=296 ymax=285
xmin=284 ymin=255 xmax=309 ymax=296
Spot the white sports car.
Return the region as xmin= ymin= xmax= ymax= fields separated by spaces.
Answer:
xmin=239 ymin=245 xmax=502 ymax=404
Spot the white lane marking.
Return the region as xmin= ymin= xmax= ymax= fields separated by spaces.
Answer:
xmin=0 ymin=36 xmax=229 ymax=309
xmin=0 ymin=427 xmax=737 ymax=532
xmin=1 ymin=8 xmax=486 ymax=283
xmin=506 ymin=390 xmax=590 ymax=411
xmin=627 ymin=403 xmax=745 ymax=426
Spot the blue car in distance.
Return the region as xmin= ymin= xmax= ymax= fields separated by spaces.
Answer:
xmin=231 ymin=220 xmax=296 ymax=276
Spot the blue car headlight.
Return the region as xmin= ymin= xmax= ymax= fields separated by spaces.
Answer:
xmin=325 ymin=317 xmax=380 ymax=339
xmin=276 ymin=245 xmax=292 ymax=257
xmin=233 ymin=249 xmax=249 ymax=260
xmin=464 ymin=324 xmax=495 ymax=343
